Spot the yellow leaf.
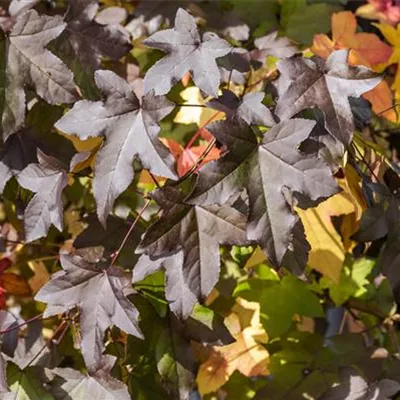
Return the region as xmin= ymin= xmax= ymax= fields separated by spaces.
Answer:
xmin=61 ymin=134 xmax=103 ymax=173
xmin=28 ymin=261 xmax=50 ymax=295
xmin=298 ymin=192 xmax=355 ymax=283
xmin=174 ymin=87 xmax=223 ymax=126
xmin=375 ymin=23 xmax=400 ymax=97
xmin=196 ymin=298 xmax=269 ymax=395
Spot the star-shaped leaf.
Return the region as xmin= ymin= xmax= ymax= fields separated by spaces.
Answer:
xmin=142 ymin=8 xmax=232 ymax=97
xmin=188 ymin=118 xmax=339 ymax=266
xmin=0 ymin=10 xmax=77 ymax=139
xmin=206 ymin=89 xmax=276 ymax=126
xmin=17 ymin=162 xmax=68 ymax=243
xmin=49 ymin=355 xmax=131 ymax=400
xmin=135 ymin=186 xmax=249 ymax=318
xmin=275 ymin=50 xmax=381 ymax=145
xmin=55 ymin=70 xmax=177 ymax=225
xmin=35 ymin=253 xmax=143 ymax=371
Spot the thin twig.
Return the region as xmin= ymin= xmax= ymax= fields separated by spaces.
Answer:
xmin=110 ymin=199 xmax=152 ymax=266
xmin=178 ymin=138 xmax=216 ymax=183
xmin=176 ymin=103 xmax=208 ymax=108
xmin=0 ymin=313 xmax=43 ymax=334
xmin=148 ymin=172 xmax=161 ymax=188
xmin=350 ymin=143 xmax=384 ymax=186
xmin=377 ymin=103 xmax=400 ymax=116
xmin=25 ymin=320 xmax=69 ymax=368
xmin=185 ymin=111 xmax=221 ymax=150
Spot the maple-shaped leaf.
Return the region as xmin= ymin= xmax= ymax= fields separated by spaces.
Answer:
xmin=0 ymin=130 xmax=37 ymax=193
xmin=188 ymin=118 xmax=339 ymax=266
xmin=206 ymin=89 xmax=276 ymax=126
xmin=52 ymin=0 xmax=131 ymax=97
xmin=49 ymin=355 xmax=131 ymax=400
xmin=312 ymin=11 xmax=392 ymax=67
xmin=0 ymin=10 xmax=77 ymax=138
xmin=35 ymin=253 xmax=143 ymax=371
xmin=17 ymin=161 xmax=68 ymax=243
xmin=142 ymin=8 xmax=232 ymax=97
xmin=319 ymin=367 xmax=400 ymax=400
xmin=275 ymin=50 xmax=381 ymax=145
xmin=55 ymin=70 xmax=177 ymax=226
xmin=253 ymin=31 xmax=298 ymax=60
xmin=135 ymin=186 xmax=249 ymax=318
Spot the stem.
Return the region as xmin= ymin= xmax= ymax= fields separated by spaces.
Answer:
xmin=148 ymin=172 xmax=161 ymax=188
xmin=25 ymin=320 xmax=68 ymax=368
xmin=185 ymin=111 xmax=221 ymax=150
xmin=346 ymin=297 xmax=386 ymax=319
xmin=176 ymin=103 xmax=207 ymax=108
xmin=110 ymin=199 xmax=151 ymax=266
xmin=0 ymin=313 xmax=43 ymax=334
xmin=178 ymin=138 xmax=216 ymax=183
xmin=350 ymin=143 xmax=388 ymax=191
xmin=377 ymin=103 xmax=400 ymax=116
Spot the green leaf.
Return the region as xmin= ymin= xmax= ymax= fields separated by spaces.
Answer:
xmin=320 ymin=258 xmax=375 ymax=306
xmin=154 ymin=313 xmax=196 ymax=400
xmin=280 ymin=0 xmax=341 ymax=45
xmin=7 ymin=364 xmax=55 ymax=400
xmin=235 ymin=275 xmax=324 ymax=337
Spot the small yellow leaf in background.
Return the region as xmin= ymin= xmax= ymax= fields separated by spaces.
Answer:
xmin=174 ymin=87 xmax=223 ymax=126
xmin=196 ymin=298 xmax=269 ymax=395
xmin=61 ymin=133 xmax=103 ymax=174
xmin=28 ymin=261 xmax=50 ymax=295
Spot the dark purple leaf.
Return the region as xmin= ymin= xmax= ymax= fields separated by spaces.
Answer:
xmin=135 ymin=186 xmax=249 ymax=318
xmin=55 ymin=0 xmax=131 ymax=72
xmin=1 ymin=10 xmax=77 ymax=138
xmin=0 ymin=130 xmax=38 ymax=193
xmin=275 ymin=50 xmax=381 ymax=145
xmin=206 ymin=89 xmax=275 ymax=126
xmin=188 ymin=118 xmax=339 ymax=266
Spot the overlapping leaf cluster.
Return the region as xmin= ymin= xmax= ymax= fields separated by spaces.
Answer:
xmin=1 ymin=0 xmax=400 ymax=399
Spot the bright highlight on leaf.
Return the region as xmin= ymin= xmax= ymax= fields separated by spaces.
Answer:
xmin=197 ymin=298 xmax=269 ymax=395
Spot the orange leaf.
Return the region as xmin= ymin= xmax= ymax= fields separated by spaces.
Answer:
xmin=162 ymin=138 xmax=220 ymax=177
xmin=2 ymin=273 xmax=32 ymax=297
xmin=312 ymin=11 xmax=392 ymax=68
xmin=363 ymin=80 xmax=397 ymax=122
xmin=312 ymin=11 xmax=395 ymax=121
